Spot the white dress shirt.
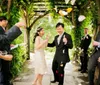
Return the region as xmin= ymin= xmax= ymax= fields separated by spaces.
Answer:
xmin=57 ymin=32 xmax=64 ymax=45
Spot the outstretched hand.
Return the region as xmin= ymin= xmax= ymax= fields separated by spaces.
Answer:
xmin=15 ymin=22 xmax=26 ymax=28
xmin=46 ymin=35 xmax=50 ymax=40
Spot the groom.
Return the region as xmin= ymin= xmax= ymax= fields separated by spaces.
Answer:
xmin=48 ymin=22 xmax=73 ymax=85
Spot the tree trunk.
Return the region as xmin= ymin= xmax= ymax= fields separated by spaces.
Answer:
xmin=7 ymin=0 xmax=11 ymax=14
xmin=72 ymin=5 xmax=76 ymax=26
xmin=25 ymin=28 xmax=30 ymax=60
xmin=6 ymin=0 xmax=12 ymax=30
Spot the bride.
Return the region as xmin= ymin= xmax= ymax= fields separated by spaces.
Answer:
xmin=32 ymin=27 xmax=49 ymax=85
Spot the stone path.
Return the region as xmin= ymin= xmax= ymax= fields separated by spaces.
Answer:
xmin=13 ymin=52 xmax=89 ymax=85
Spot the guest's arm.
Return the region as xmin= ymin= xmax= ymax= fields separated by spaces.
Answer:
xmin=93 ymin=41 xmax=100 ymax=48
xmin=0 ymin=22 xmax=25 ymax=44
xmin=5 ymin=26 xmax=22 ymax=43
xmin=0 ymin=54 xmax=13 ymax=61
xmin=5 ymin=22 xmax=25 ymax=43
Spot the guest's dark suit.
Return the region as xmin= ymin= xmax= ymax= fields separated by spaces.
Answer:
xmin=48 ymin=32 xmax=73 ymax=85
xmin=80 ymin=34 xmax=91 ymax=71
xmin=88 ymin=32 xmax=100 ymax=85
xmin=0 ymin=26 xmax=22 ymax=85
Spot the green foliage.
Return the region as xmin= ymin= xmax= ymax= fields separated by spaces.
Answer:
xmin=10 ymin=45 xmax=27 ymax=78
xmin=46 ymin=0 xmax=54 ymax=11
xmin=80 ymin=10 xmax=94 ymax=37
xmin=8 ymin=5 xmax=20 ymax=27
xmin=71 ymin=27 xmax=81 ymax=48
xmin=71 ymin=47 xmax=81 ymax=63
xmin=10 ymin=29 xmax=26 ymax=78
xmin=0 ymin=0 xmax=20 ymax=28
xmin=81 ymin=11 xmax=93 ymax=28
xmin=90 ymin=1 xmax=98 ymax=30
xmin=0 ymin=0 xmax=8 ymax=12
xmin=9 ymin=26 xmax=25 ymax=78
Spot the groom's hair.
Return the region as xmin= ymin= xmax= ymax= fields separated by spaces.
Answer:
xmin=56 ymin=22 xmax=64 ymax=28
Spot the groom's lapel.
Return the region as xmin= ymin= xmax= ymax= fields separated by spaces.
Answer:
xmin=56 ymin=35 xmax=59 ymax=45
xmin=58 ymin=33 xmax=65 ymax=46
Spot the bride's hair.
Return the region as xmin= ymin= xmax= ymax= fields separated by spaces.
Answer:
xmin=33 ymin=27 xmax=43 ymax=43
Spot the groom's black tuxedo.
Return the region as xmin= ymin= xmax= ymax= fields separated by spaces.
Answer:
xmin=48 ymin=32 xmax=73 ymax=85
xmin=48 ymin=32 xmax=73 ymax=63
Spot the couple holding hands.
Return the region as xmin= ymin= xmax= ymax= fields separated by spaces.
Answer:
xmin=33 ymin=22 xmax=73 ymax=85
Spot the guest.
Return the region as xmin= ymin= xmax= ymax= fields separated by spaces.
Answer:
xmin=88 ymin=31 xmax=100 ymax=85
xmin=78 ymin=28 xmax=91 ymax=73
xmin=0 ymin=16 xmax=25 ymax=85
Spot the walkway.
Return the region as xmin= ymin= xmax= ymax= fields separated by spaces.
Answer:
xmin=13 ymin=51 xmax=89 ymax=85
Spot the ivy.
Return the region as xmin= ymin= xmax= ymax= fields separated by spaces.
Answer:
xmin=11 ymin=45 xmax=27 ymax=78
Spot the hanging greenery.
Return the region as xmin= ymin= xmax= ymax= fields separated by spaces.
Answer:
xmin=11 ymin=45 xmax=26 ymax=78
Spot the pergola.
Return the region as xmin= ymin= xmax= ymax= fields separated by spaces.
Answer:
xmin=33 ymin=0 xmax=71 ymax=15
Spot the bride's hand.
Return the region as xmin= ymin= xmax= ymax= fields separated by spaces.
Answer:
xmin=46 ymin=32 xmax=51 ymax=39
xmin=46 ymin=34 xmax=50 ymax=41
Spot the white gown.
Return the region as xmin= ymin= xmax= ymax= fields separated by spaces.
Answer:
xmin=34 ymin=36 xmax=47 ymax=75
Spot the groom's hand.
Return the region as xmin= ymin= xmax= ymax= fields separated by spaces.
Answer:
xmin=63 ymin=35 xmax=67 ymax=45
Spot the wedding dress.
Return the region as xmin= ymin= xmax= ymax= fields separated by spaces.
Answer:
xmin=34 ymin=36 xmax=47 ymax=74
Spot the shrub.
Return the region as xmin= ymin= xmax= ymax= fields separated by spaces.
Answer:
xmin=10 ymin=45 xmax=27 ymax=78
